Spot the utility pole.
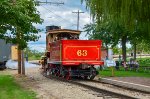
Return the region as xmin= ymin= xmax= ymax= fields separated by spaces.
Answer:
xmin=36 ymin=0 xmax=64 ymax=6
xmin=72 ymin=10 xmax=84 ymax=30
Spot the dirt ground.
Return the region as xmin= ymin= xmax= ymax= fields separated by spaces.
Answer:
xmin=1 ymin=67 xmax=106 ymax=99
xmin=0 ymin=67 xmax=150 ymax=99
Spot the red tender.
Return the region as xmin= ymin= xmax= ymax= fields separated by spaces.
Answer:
xmin=49 ymin=40 xmax=104 ymax=66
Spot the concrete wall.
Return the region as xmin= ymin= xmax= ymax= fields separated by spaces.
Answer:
xmin=0 ymin=39 xmax=11 ymax=62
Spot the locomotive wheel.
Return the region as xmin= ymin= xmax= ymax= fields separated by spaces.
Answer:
xmin=46 ymin=68 xmax=50 ymax=76
xmin=60 ymin=66 xmax=65 ymax=78
xmin=65 ymin=73 xmax=71 ymax=80
xmin=56 ymin=69 xmax=61 ymax=77
xmin=53 ymin=66 xmax=58 ymax=76
xmin=54 ymin=68 xmax=58 ymax=76
xmin=84 ymin=76 xmax=88 ymax=79
xmin=55 ymin=66 xmax=61 ymax=77
xmin=89 ymin=75 xmax=95 ymax=80
xmin=89 ymin=67 xmax=97 ymax=80
xmin=80 ymin=74 xmax=87 ymax=79
xmin=65 ymin=67 xmax=71 ymax=80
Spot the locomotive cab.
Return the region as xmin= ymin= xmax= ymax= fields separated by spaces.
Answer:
xmin=46 ymin=26 xmax=80 ymax=50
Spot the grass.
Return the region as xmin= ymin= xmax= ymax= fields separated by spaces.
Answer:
xmin=99 ymin=67 xmax=150 ymax=78
xmin=107 ymin=57 xmax=150 ymax=77
xmin=0 ymin=75 xmax=36 ymax=99
xmin=28 ymin=55 xmax=41 ymax=61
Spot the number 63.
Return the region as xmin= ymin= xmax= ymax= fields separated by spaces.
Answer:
xmin=77 ymin=50 xmax=87 ymax=56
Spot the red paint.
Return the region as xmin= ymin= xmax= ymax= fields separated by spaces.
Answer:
xmin=49 ymin=40 xmax=104 ymax=66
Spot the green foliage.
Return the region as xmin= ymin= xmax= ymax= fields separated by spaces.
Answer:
xmin=24 ymin=47 xmax=44 ymax=60
xmin=82 ymin=0 xmax=150 ymax=41
xmin=113 ymin=46 xmax=122 ymax=55
xmin=0 ymin=0 xmax=43 ymax=49
xmin=0 ymin=75 xmax=37 ymax=99
xmin=84 ymin=23 xmax=114 ymax=48
xmin=99 ymin=67 xmax=150 ymax=77
xmin=84 ymin=23 xmax=97 ymax=37
xmin=82 ymin=0 xmax=150 ymax=61
xmin=137 ymin=58 xmax=150 ymax=66
xmin=82 ymin=0 xmax=150 ymax=36
xmin=136 ymin=40 xmax=150 ymax=53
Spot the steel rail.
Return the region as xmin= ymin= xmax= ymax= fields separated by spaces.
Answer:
xmin=41 ymin=72 xmax=138 ymax=99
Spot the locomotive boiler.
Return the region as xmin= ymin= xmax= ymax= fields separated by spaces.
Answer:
xmin=43 ymin=26 xmax=104 ymax=80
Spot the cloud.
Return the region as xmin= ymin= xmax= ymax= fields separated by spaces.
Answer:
xmin=28 ymin=43 xmax=46 ymax=52
xmin=28 ymin=32 xmax=46 ymax=44
xmin=29 ymin=0 xmax=91 ymax=52
xmin=35 ymin=0 xmax=90 ymax=30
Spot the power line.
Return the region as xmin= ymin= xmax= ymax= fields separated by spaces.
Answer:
xmin=72 ymin=10 xmax=84 ymax=30
xmin=58 ymin=5 xmax=88 ymax=30
xmin=35 ymin=0 xmax=64 ymax=6
xmin=37 ymin=1 xmax=87 ymax=30
xmin=41 ymin=6 xmax=76 ymax=28
xmin=35 ymin=0 xmax=66 ymax=27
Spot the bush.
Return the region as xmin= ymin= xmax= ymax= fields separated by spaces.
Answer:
xmin=137 ymin=58 xmax=150 ymax=66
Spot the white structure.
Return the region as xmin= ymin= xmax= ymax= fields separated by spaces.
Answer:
xmin=108 ymin=49 xmax=113 ymax=60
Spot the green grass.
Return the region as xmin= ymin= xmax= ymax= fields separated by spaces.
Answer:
xmin=99 ymin=67 xmax=150 ymax=78
xmin=28 ymin=55 xmax=41 ymax=60
xmin=0 ymin=75 xmax=36 ymax=99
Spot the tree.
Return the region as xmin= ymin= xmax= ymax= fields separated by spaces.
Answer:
xmin=84 ymin=23 xmax=114 ymax=49
xmin=0 ymin=0 xmax=42 ymax=48
xmin=133 ymin=40 xmax=150 ymax=54
xmin=0 ymin=0 xmax=43 ymax=74
xmin=113 ymin=46 xmax=122 ymax=55
xmin=82 ymin=0 xmax=150 ymax=61
xmin=24 ymin=47 xmax=44 ymax=60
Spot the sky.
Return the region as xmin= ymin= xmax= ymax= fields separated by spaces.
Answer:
xmin=28 ymin=0 xmax=91 ymax=52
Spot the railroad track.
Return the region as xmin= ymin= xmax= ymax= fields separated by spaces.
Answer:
xmin=80 ymin=78 xmax=150 ymax=94
xmin=69 ymin=80 xmax=137 ymax=99
xmin=41 ymin=72 xmax=138 ymax=99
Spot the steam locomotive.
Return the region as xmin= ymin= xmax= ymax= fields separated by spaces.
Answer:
xmin=42 ymin=26 xmax=104 ymax=80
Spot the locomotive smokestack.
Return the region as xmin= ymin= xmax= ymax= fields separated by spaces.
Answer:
xmin=46 ymin=26 xmax=61 ymax=32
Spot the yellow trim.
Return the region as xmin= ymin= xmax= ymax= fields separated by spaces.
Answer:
xmin=48 ymin=61 xmax=103 ymax=62
xmin=63 ymin=46 xmax=100 ymax=60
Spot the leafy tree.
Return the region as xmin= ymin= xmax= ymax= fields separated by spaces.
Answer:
xmin=82 ymin=0 xmax=150 ymax=37
xmin=24 ymin=47 xmax=44 ymax=60
xmin=134 ymin=40 xmax=150 ymax=54
xmin=82 ymin=0 xmax=150 ymax=62
xmin=0 ymin=0 xmax=43 ymax=74
xmin=113 ymin=46 xmax=122 ymax=55
xmin=0 ymin=0 xmax=43 ymax=49
xmin=84 ymin=23 xmax=114 ymax=49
